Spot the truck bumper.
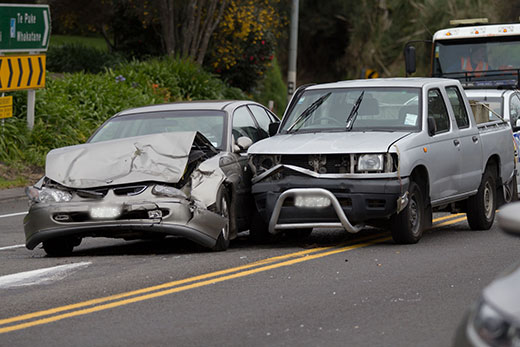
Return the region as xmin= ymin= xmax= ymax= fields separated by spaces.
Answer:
xmin=252 ymin=176 xmax=410 ymax=233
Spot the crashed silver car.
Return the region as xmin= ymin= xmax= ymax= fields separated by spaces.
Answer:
xmin=24 ymin=101 xmax=280 ymax=256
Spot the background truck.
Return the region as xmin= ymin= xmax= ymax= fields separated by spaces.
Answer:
xmin=405 ymin=19 xmax=520 ymax=198
xmin=248 ymin=78 xmax=516 ymax=244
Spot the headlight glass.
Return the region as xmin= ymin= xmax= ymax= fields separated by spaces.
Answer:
xmin=152 ymin=185 xmax=187 ymax=199
xmin=357 ymin=154 xmax=384 ymax=172
xmin=27 ymin=187 xmax=72 ymax=203
xmin=473 ymin=301 xmax=520 ymax=347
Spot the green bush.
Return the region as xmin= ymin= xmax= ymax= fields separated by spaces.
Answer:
xmin=46 ymin=43 xmax=125 ymax=73
xmin=0 ymin=57 xmax=247 ymax=167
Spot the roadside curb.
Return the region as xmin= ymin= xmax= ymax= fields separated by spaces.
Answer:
xmin=0 ymin=188 xmax=26 ymax=202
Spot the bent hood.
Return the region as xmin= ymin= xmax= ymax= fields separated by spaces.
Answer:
xmin=248 ymin=131 xmax=412 ymax=155
xmin=46 ymin=131 xmax=209 ymax=188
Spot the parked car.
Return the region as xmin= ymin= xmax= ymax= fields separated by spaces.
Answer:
xmin=248 ymin=78 xmax=516 ymax=244
xmin=453 ymin=202 xmax=520 ymax=347
xmin=24 ymin=101 xmax=280 ymax=256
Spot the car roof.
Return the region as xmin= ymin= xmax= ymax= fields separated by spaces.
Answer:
xmin=305 ymin=77 xmax=459 ymax=90
xmin=117 ymin=100 xmax=258 ymax=116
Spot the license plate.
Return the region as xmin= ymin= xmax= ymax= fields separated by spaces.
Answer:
xmin=90 ymin=206 xmax=122 ymax=219
xmin=294 ymin=195 xmax=331 ymax=208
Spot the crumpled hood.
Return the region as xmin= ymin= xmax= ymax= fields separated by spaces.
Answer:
xmin=46 ymin=131 xmax=201 ymax=188
xmin=248 ymin=131 xmax=412 ymax=155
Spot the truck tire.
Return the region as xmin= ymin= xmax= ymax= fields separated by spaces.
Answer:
xmin=467 ymin=168 xmax=496 ymax=230
xmin=503 ymin=175 xmax=518 ymax=204
xmin=390 ymin=181 xmax=424 ymax=244
xmin=249 ymin=210 xmax=279 ymax=244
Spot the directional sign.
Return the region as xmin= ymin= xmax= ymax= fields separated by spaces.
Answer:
xmin=0 ymin=96 xmax=13 ymax=119
xmin=0 ymin=4 xmax=51 ymax=52
xmin=0 ymin=54 xmax=46 ymax=92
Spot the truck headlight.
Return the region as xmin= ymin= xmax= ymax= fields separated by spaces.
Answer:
xmin=357 ymin=154 xmax=384 ymax=172
xmin=472 ymin=300 xmax=520 ymax=346
xmin=26 ymin=186 xmax=72 ymax=203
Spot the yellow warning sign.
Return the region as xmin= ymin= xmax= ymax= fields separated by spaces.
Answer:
xmin=0 ymin=95 xmax=13 ymax=119
xmin=0 ymin=54 xmax=46 ymax=92
xmin=365 ymin=69 xmax=379 ymax=79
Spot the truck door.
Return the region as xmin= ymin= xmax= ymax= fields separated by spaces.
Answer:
xmin=425 ymin=88 xmax=460 ymax=201
xmin=445 ymin=86 xmax=483 ymax=194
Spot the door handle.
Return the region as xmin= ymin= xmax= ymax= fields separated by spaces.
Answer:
xmin=472 ymin=136 xmax=479 ymax=143
xmin=453 ymin=139 xmax=460 ymax=146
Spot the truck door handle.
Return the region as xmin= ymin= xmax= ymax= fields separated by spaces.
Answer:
xmin=472 ymin=136 xmax=479 ymax=143
xmin=453 ymin=139 xmax=460 ymax=146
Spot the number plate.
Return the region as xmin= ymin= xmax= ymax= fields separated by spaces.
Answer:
xmin=90 ymin=206 xmax=122 ymax=219
xmin=294 ymin=195 xmax=331 ymax=208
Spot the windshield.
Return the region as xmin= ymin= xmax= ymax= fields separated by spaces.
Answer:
xmin=466 ymin=96 xmax=503 ymax=122
xmin=89 ymin=110 xmax=225 ymax=149
xmin=433 ymin=37 xmax=520 ymax=80
xmin=281 ymin=87 xmax=421 ymax=133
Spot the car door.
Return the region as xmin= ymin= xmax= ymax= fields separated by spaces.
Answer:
xmin=424 ymin=88 xmax=461 ymax=203
xmin=445 ymin=85 xmax=483 ymax=194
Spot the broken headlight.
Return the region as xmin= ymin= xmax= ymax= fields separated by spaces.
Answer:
xmin=26 ymin=186 xmax=72 ymax=203
xmin=152 ymin=185 xmax=187 ymax=199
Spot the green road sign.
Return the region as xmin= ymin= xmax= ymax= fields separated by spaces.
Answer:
xmin=0 ymin=4 xmax=51 ymax=52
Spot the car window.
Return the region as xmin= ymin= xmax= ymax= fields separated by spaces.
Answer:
xmin=248 ymin=105 xmax=273 ymax=139
xmin=510 ymin=94 xmax=520 ymax=127
xmin=446 ymin=86 xmax=470 ymax=129
xmin=428 ymin=89 xmax=450 ymax=134
xmin=232 ymin=106 xmax=262 ymax=142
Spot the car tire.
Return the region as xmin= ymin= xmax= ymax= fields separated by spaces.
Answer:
xmin=467 ymin=167 xmax=496 ymax=230
xmin=42 ymin=237 xmax=79 ymax=257
xmin=212 ymin=187 xmax=231 ymax=251
xmin=390 ymin=181 xmax=424 ymax=244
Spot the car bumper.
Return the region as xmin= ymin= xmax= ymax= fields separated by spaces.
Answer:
xmin=23 ymin=198 xmax=226 ymax=250
xmin=252 ymin=175 xmax=409 ymax=229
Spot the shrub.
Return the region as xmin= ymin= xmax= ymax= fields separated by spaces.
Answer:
xmin=46 ymin=43 xmax=125 ymax=73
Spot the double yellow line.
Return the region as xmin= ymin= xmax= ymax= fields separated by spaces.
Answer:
xmin=0 ymin=214 xmax=468 ymax=334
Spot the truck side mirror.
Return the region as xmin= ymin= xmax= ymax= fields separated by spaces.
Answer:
xmin=428 ymin=116 xmax=437 ymax=136
xmin=268 ymin=122 xmax=280 ymax=136
xmin=404 ymin=45 xmax=417 ymax=76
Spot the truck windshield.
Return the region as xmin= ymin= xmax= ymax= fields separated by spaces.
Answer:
xmin=281 ymin=87 xmax=421 ymax=133
xmin=433 ymin=37 xmax=520 ymax=81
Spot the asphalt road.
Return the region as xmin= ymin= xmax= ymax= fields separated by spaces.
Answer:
xmin=0 ymin=193 xmax=519 ymax=347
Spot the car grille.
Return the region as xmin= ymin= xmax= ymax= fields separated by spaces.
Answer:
xmin=281 ymin=154 xmax=351 ymax=174
xmin=76 ymin=185 xmax=148 ymax=199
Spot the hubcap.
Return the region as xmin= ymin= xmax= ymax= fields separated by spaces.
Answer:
xmin=409 ymin=196 xmax=420 ymax=235
xmin=483 ymin=181 xmax=493 ymax=220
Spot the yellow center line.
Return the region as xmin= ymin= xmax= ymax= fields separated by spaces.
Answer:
xmin=435 ymin=216 xmax=468 ymax=227
xmin=0 ymin=236 xmax=391 ymax=334
xmin=432 ymin=213 xmax=466 ymax=223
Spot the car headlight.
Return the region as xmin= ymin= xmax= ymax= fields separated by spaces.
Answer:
xmin=152 ymin=185 xmax=187 ymax=199
xmin=26 ymin=186 xmax=72 ymax=203
xmin=357 ymin=154 xmax=384 ymax=172
xmin=473 ymin=300 xmax=520 ymax=347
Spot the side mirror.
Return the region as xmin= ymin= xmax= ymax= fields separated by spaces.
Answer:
xmin=235 ymin=136 xmax=253 ymax=152
xmin=404 ymin=45 xmax=417 ymax=76
xmin=428 ymin=116 xmax=437 ymax=136
xmin=268 ymin=122 xmax=280 ymax=136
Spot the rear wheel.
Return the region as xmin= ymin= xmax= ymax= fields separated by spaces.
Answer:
xmin=503 ymin=174 xmax=518 ymax=204
xmin=467 ymin=168 xmax=496 ymax=230
xmin=390 ymin=181 xmax=424 ymax=244
xmin=42 ymin=237 xmax=80 ymax=257
xmin=213 ymin=187 xmax=231 ymax=251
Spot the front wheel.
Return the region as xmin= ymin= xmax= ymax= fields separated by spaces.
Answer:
xmin=467 ymin=168 xmax=496 ymax=230
xmin=390 ymin=181 xmax=424 ymax=244
xmin=212 ymin=187 xmax=231 ymax=251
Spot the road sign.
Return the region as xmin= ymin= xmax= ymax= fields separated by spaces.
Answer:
xmin=0 ymin=54 xmax=46 ymax=92
xmin=0 ymin=96 xmax=13 ymax=119
xmin=364 ymin=69 xmax=379 ymax=79
xmin=0 ymin=4 xmax=51 ymax=52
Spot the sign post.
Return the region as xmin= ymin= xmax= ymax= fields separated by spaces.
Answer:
xmin=0 ymin=4 xmax=50 ymax=130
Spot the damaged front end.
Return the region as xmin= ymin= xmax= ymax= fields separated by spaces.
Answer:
xmin=24 ymin=131 xmax=229 ymax=252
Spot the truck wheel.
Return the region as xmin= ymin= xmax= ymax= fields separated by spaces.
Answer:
xmin=503 ymin=175 xmax=518 ymax=204
xmin=390 ymin=181 xmax=424 ymax=244
xmin=284 ymin=228 xmax=313 ymax=239
xmin=43 ymin=237 xmax=79 ymax=257
xmin=467 ymin=168 xmax=496 ymax=230
xmin=212 ymin=187 xmax=231 ymax=251
xmin=249 ymin=210 xmax=279 ymax=243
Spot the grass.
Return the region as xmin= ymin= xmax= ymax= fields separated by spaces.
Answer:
xmin=50 ymin=35 xmax=108 ymax=51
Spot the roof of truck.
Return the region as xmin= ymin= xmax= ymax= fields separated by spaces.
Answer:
xmin=305 ymin=77 xmax=459 ymax=90
xmin=434 ymin=23 xmax=520 ymax=41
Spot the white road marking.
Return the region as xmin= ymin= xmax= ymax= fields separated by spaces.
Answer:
xmin=0 ymin=212 xmax=27 ymax=219
xmin=0 ymin=262 xmax=91 ymax=289
xmin=0 ymin=244 xmax=25 ymax=251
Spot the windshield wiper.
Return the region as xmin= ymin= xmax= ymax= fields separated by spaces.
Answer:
xmin=345 ymin=91 xmax=365 ymax=130
xmin=286 ymin=92 xmax=332 ymax=132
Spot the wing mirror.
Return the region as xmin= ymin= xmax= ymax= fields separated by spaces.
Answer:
xmin=427 ymin=116 xmax=437 ymax=136
xmin=268 ymin=122 xmax=280 ymax=136
xmin=404 ymin=45 xmax=417 ymax=76
xmin=234 ymin=136 xmax=253 ymax=152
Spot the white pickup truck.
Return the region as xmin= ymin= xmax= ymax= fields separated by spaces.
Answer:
xmin=248 ymin=78 xmax=516 ymax=244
